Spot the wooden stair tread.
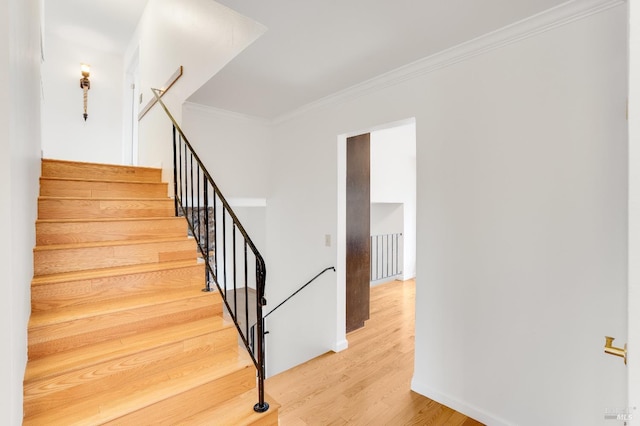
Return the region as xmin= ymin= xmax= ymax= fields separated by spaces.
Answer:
xmin=42 ymin=158 xmax=161 ymax=172
xmin=41 ymin=159 xmax=162 ymax=183
xmin=32 ymin=237 xmax=200 ymax=275
xmin=35 ymin=217 xmax=190 ymax=248
xmin=24 ymin=339 xmax=238 ymax=419
xmin=27 ymin=292 xmax=220 ymax=359
xmin=39 ymin=178 xmax=169 ymax=199
xmin=24 ymin=317 xmax=231 ymax=383
xmin=33 ymin=235 xmax=195 ymax=252
xmin=29 ymin=287 xmax=219 ymax=328
xmin=23 ymin=348 xmax=255 ymax=426
xmin=24 ymin=321 xmax=238 ymax=409
xmin=36 ymin=216 xmax=183 ymax=224
xmin=39 ymin=195 xmax=171 ymax=201
xmin=38 ymin=197 xmax=175 ymax=220
xmin=40 ymin=176 xmax=168 ymax=185
xmin=179 ymin=390 xmax=280 ymax=426
xmin=31 ymin=259 xmax=202 ymax=286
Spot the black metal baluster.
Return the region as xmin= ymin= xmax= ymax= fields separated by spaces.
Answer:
xmin=178 ymin=136 xmax=183 ymax=215
xmin=244 ymin=240 xmax=249 ymax=350
xmin=233 ymin=223 xmax=237 ymax=321
xmin=254 ymin=262 xmax=268 ymax=413
xmin=203 ymin=172 xmax=213 ymax=292
xmin=172 ymin=126 xmax=178 ymax=216
xmin=190 ymin=154 xmax=194 ymax=233
xmin=196 ymin=165 xmax=200 ymax=244
xmin=184 ymin=144 xmax=189 ymax=220
xmin=213 ymin=190 xmax=218 ymax=281
xmin=222 ymin=208 xmax=227 ymax=301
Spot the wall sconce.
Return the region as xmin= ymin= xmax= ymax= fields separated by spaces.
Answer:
xmin=80 ymin=63 xmax=91 ymax=121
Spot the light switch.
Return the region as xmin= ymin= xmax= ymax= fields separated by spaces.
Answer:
xmin=325 ymin=234 xmax=331 ymax=247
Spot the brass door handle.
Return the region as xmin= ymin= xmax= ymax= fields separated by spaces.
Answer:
xmin=604 ymin=336 xmax=627 ymax=365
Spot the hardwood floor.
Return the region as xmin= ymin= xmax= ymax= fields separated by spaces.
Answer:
xmin=266 ymin=279 xmax=484 ymax=426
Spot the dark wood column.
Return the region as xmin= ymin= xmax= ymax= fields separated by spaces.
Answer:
xmin=346 ymin=133 xmax=370 ymax=333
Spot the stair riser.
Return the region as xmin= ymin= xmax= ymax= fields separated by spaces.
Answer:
xmin=38 ymin=198 xmax=175 ymax=220
xmin=33 ymin=240 xmax=198 ymax=275
xmin=42 ymin=160 xmax=161 ymax=183
xmin=28 ymin=298 xmax=221 ymax=359
xmin=40 ymin=179 xmax=169 ymax=199
xmin=104 ymin=366 xmax=256 ymax=425
xmin=24 ymin=330 xmax=239 ymax=418
xmin=36 ymin=218 xmax=187 ymax=245
xmin=31 ymin=265 xmax=205 ymax=312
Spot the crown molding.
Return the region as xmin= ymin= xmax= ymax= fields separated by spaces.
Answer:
xmin=183 ymin=101 xmax=273 ymax=126
xmin=274 ymin=0 xmax=625 ymax=125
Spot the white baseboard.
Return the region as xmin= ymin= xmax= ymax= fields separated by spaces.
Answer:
xmin=410 ymin=377 xmax=513 ymax=426
xmin=332 ymin=339 xmax=348 ymax=353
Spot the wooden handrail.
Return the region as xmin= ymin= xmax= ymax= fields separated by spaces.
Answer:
xmin=138 ymin=66 xmax=183 ymax=121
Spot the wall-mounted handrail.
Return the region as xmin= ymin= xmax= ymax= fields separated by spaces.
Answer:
xmin=249 ymin=266 xmax=336 ymax=354
xmin=150 ymin=88 xmax=269 ymax=413
xmin=264 ymin=266 xmax=335 ymax=321
xmin=138 ymin=67 xmax=183 ymax=121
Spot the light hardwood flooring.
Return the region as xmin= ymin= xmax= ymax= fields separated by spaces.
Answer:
xmin=265 ymin=279 xmax=484 ymax=426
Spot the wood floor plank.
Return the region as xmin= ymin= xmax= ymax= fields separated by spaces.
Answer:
xmin=266 ymin=280 xmax=484 ymax=426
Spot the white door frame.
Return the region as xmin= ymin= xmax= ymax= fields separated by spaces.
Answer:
xmin=123 ymin=48 xmax=140 ymax=166
xmin=628 ymin=1 xmax=639 ymax=423
xmin=335 ymin=117 xmax=416 ymax=352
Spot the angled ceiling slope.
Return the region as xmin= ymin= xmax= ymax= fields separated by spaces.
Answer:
xmin=188 ymin=0 xmax=569 ymax=120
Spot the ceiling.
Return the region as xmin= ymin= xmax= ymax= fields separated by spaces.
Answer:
xmin=188 ymin=0 xmax=569 ymax=119
xmin=45 ymin=0 xmax=148 ymax=54
xmin=46 ymin=0 xmax=571 ymax=119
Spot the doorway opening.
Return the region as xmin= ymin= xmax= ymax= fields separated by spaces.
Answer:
xmin=337 ymin=118 xmax=417 ymax=345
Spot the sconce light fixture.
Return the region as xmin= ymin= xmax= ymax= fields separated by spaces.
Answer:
xmin=80 ymin=63 xmax=91 ymax=121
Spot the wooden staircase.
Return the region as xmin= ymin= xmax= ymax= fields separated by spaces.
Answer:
xmin=23 ymin=159 xmax=279 ymax=425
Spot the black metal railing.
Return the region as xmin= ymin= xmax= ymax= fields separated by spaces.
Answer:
xmin=150 ymin=88 xmax=269 ymax=413
xmin=370 ymin=233 xmax=403 ymax=281
xmin=249 ymin=267 xmax=336 ymax=356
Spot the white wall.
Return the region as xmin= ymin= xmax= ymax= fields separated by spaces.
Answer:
xmin=182 ymin=102 xmax=271 ymax=199
xmin=413 ymin=7 xmax=627 ymax=424
xmin=181 ymin=102 xmax=271 ymax=287
xmin=370 ymin=203 xmax=403 ymax=235
xmin=1 ymin=0 xmax=41 ymax=423
xmin=41 ymin=31 xmax=124 ymax=163
xmin=370 ymin=123 xmax=416 ymax=280
xmin=128 ymin=0 xmax=266 ymax=185
xmin=263 ymin=5 xmax=627 ymax=425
